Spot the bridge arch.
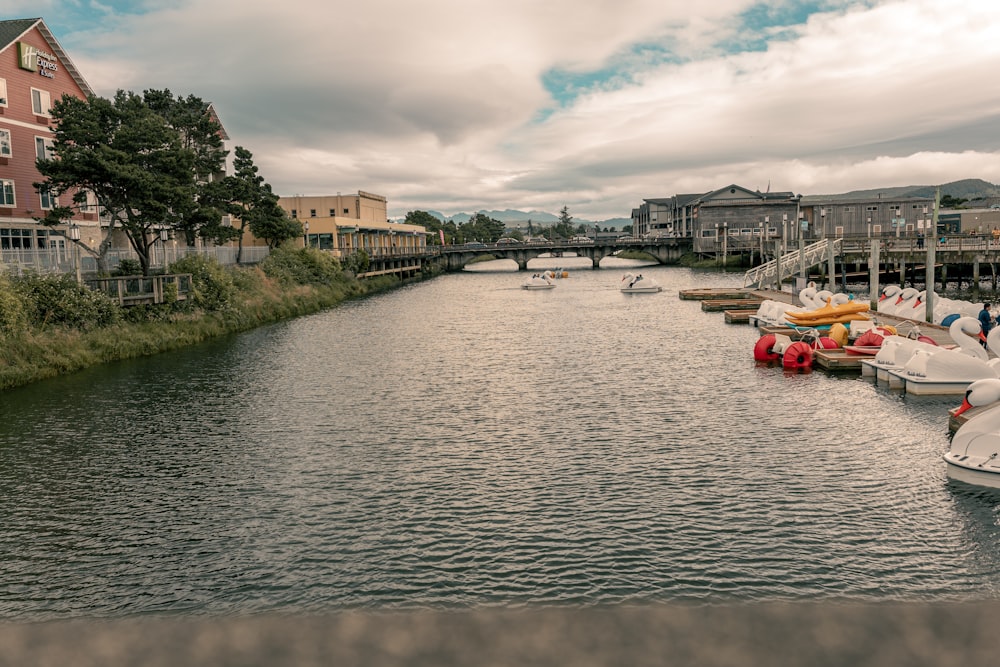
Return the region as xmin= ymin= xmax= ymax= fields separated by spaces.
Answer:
xmin=438 ymin=238 xmax=690 ymax=271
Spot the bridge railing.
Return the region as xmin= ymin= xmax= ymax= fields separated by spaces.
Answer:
xmin=743 ymin=238 xmax=841 ymax=288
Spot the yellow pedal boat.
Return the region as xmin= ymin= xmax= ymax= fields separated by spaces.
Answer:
xmin=783 ymin=299 xmax=871 ymax=326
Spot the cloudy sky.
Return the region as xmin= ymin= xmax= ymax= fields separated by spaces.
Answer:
xmin=11 ymin=0 xmax=1000 ymax=221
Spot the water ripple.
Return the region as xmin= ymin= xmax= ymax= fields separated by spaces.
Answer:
xmin=3 ymin=263 xmax=1000 ymax=619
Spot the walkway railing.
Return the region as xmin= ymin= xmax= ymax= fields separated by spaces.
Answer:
xmin=84 ymin=274 xmax=192 ymax=306
xmin=1 ymin=245 xmax=272 ymax=277
xmin=743 ymin=238 xmax=841 ymax=288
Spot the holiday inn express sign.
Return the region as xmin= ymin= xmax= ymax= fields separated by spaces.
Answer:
xmin=17 ymin=42 xmax=58 ymax=79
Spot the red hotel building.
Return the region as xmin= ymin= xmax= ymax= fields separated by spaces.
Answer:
xmin=0 ymin=17 xmax=96 ymax=255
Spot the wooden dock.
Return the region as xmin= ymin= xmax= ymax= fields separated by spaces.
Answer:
xmin=691 ymin=286 xmax=963 ymax=372
xmin=814 ymin=349 xmax=866 ymax=372
xmin=700 ymin=298 xmax=764 ymax=312
xmin=679 ymin=288 xmax=753 ymax=301
xmin=686 ymin=286 xmax=990 ymax=442
xmin=724 ymin=310 xmax=757 ymax=324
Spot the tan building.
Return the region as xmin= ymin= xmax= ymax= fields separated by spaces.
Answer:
xmin=277 ymin=191 xmax=427 ymax=257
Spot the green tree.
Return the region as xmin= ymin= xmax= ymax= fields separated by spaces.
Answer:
xmin=460 ymin=213 xmax=505 ymax=243
xmin=940 ymin=194 xmax=968 ymax=209
xmin=207 ymin=146 xmax=297 ymax=260
xmin=404 ymin=210 xmax=447 ymax=244
xmin=551 ymin=206 xmax=576 ymax=239
xmin=247 ymin=202 xmax=302 ymax=250
xmin=35 ymin=89 xmax=230 ymax=275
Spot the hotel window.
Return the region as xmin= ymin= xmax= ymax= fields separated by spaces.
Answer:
xmin=0 ymin=78 xmax=7 ymax=106
xmin=310 ymin=209 xmax=316 ymax=217
xmin=343 ymin=208 xmax=349 ymax=215
xmin=38 ymin=186 xmax=57 ymax=210
xmin=79 ymin=189 xmax=97 ymax=213
xmin=0 ymin=129 xmax=11 ymax=156
xmin=0 ymin=179 xmax=14 ymax=206
xmin=31 ymin=88 xmax=51 ymax=116
xmin=1 ymin=228 xmax=33 ymax=249
xmin=35 ymin=136 xmax=54 ymax=160
xmin=329 ymin=209 xmax=335 ymax=216
xmin=291 ymin=209 xmax=297 ymax=218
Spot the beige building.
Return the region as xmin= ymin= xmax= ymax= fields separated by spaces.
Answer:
xmin=277 ymin=191 xmax=427 ymax=257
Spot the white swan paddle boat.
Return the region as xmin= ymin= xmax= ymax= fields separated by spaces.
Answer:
xmin=620 ymin=273 xmax=662 ymax=293
xmin=945 ymin=378 xmax=1000 ymax=488
xmin=523 ymin=272 xmax=556 ymax=290
xmin=859 ymin=333 xmax=940 ymax=382
xmin=750 ymin=283 xmax=817 ymax=326
xmin=886 ymin=317 xmax=996 ymax=394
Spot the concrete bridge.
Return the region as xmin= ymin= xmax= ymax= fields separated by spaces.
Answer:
xmin=431 ymin=237 xmax=692 ymax=271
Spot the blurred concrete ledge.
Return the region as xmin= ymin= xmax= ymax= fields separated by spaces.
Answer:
xmin=1 ymin=601 xmax=996 ymax=667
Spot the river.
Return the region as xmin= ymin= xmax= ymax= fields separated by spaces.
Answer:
xmin=2 ymin=256 xmax=1000 ymax=621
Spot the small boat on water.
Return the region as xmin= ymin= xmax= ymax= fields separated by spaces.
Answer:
xmin=781 ymin=297 xmax=871 ymax=328
xmin=886 ymin=317 xmax=995 ymax=394
xmin=620 ymin=273 xmax=662 ymax=293
xmin=945 ymin=378 xmax=1000 ymax=488
xmin=523 ymin=272 xmax=556 ymax=290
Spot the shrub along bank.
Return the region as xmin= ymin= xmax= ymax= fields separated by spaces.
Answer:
xmin=0 ymin=247 xmax=416 ymax=392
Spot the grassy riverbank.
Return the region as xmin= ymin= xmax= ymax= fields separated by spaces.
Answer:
xmin=0 ymin=247 xmax=427 ymax=391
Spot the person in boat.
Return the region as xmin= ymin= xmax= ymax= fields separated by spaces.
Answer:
xmin=979 ymin=302 xmax=993 ymax=347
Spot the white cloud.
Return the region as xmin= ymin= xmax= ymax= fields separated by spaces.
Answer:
xmin=47 ymin=0 xmax=1000 ymax=220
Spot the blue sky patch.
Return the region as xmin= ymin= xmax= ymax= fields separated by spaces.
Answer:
xmin=540 ymin=1 xmax=843 ymax=110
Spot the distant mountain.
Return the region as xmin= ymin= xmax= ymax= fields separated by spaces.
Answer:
xmin=818 ymin=179 xmax=1000 ymax=202
xmin=402 ymin=179 xmax=1000 ymax=228
xmin=415 ymin=209 xmax=630 ymax=229
xmin=438 ymin=209 xmax=560 ymax=224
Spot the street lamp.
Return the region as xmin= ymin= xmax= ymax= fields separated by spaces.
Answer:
xmin=68 ymin=223 xmax=81 ymax=283
xmin=304 ymin=221 xmax=310 ymax=248
xmin=159 ymin=228 xmax=169 ymax=270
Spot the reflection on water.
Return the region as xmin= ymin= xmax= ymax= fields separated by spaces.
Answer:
xmin=3 ymin=259 xmax=1000 ymax=620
